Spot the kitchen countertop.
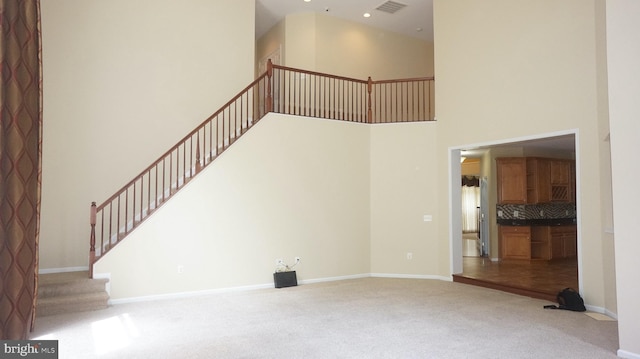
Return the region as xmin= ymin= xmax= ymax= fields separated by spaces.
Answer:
xmin=496 ymin=218 xmax=577 ymax=226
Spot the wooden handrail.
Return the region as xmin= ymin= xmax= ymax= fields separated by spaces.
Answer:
xmin=88 ymin=64 xmax=435 ymax=277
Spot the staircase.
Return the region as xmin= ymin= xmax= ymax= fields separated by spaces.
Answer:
xmin=88 ymin=61 xmax=435 ymax=277
xmin=37 ymin=271 xmax=109 ymax=317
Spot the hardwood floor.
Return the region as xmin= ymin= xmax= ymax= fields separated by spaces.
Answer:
xmin=452 ymin=256 xmax=579 ymax=303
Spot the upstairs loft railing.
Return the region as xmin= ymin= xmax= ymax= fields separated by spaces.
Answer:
xmin=89 ymin=60 xmax=435 ymax=277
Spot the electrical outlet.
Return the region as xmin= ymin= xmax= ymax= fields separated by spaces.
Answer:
xmin=407 ymin=252 xmax=413 ymax=260
xmin=177 ymin=265 xmax=184 ymax=274
xmin=514 ymin=210 xmax=519 ymax=217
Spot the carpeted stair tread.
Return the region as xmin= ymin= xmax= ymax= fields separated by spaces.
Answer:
xmin=37 ymin=271 xmax=110 ymax=317
xmin=37 ymin=291 xmax=110 ymax=317
xmin=39 ymin=277 xmax=109 ymax=298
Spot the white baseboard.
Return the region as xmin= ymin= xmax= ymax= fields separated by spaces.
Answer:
xmin=300 ymin=273 xmax=370 ymax=285
xmin=107 ymin=273 xmax=451 ymax=305
xmin=618 ymin=349 xmax=640 ymax=359
xmin=109 ymin=282 xmax=275 ymax=305
xmin=584 ymin=304 xmax=618 ymax=320
xmin=39 ymin=266 xmax=89 ymax=274
xmin=370 ymin=273 xmax=453 ymax=281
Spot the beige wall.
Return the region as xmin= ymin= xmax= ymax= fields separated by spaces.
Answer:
xmin=369 ymin=123 xmax=441 ymax=277
xmin=39 ymin=0 xmax=255 ymax=270
xmin=313 ymin=14 xmax=433 ymax=79
xmin=95 ymin=114 xmax=372 ymax=299
xmin=434 ymin=0 xmax=613 ymax=314
xmin=256 ymin=18 xmax=285 ymax=73
xmin=607 ymin=0 xmax=640 ymax=356
xmin=94 ymin=115 xmax=443 ymax=300
xmin=257 ymin=13 xmax=434 ymax=80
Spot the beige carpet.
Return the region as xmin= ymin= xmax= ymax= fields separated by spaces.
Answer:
xmin=30 ymin=278 xmax=618 ymax=358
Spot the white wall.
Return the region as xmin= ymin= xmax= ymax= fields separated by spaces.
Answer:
xmin=39 ymin=0 xmax=255 ymax=270
xmin=606 ymin=0 xmax=640 ymax=356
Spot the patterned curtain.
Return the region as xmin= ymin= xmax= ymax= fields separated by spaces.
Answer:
xmin=0 ymin=0 xmax=42 ymax=340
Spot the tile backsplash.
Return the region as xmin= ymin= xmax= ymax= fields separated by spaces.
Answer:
xmin=496 ymin=203 xmax=576 ymax=220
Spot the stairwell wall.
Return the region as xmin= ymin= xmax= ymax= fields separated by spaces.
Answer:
xmin=94 ymin=114 xmax=373 ymax=300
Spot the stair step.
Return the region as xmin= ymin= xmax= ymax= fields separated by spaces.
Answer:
xmin=38 ymin=272 xmax=109 ymax=298
xmin=36 ymin=271 xmax=110 ymax=317
xmin=37 ymin=291 xmax=110 ymax=317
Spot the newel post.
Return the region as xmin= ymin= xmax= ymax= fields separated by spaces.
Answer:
xmin=89 ymin=202 xmax=96 ymax=279
xmin=266 ymin=59 xmax=273 ymax=113
xmin=367 ymin=76 xmax=373 ymax=124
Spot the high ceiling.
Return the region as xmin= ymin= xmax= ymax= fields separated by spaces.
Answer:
xmin=255 ymin=0 xmax=434 ymax=42
xmin=255 ymin=1 xmax=575 ymax=155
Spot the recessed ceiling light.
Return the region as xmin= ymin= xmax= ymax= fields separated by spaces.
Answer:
xmin=363 ymin=12 xmax=371 ymax=18
xmin=416 ymin=27 xmax=423 ymax=32
xmin=304 ymin=0 xmax=311 ymax=2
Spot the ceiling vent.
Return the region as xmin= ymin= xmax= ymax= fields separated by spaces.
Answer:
xmin=375 ymin=1 xmax=408 ymax=14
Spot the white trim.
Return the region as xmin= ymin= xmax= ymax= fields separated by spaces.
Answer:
xmin=300 ymin=273 xmax=370 ymax=284
xmin=584 ymin=304 xmax=618 ymax=320
xmin=618 ymin=350 xmax=640 ymax=359
xmin=107 ymin=273 xmax=453 ymax=305
xmin=39 ymin=266 xmax=89 ymax=274
xmin=109 ymin=274 xmax=371 ymax=305
xmin=574 ymin=130 xmax=584 ymax=297
xmin=449 ymin=148 xmax=463 ymax=275
xmin=371 ymin=273 xmax=452 ymax=281
xmin=109 ymin=283 xmax=275 ymax=305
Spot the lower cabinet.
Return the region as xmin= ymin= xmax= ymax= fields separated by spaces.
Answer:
xmin=499 ymin=225 xmax=577 ymax=260
xmin=550 ymin=225 xmax=577 ymax=259
xmin=499 ymin=226 xmax=531 ymax=260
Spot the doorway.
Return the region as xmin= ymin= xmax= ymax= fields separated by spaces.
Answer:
xmin=450 ymin=131 xmax=581 ymax=301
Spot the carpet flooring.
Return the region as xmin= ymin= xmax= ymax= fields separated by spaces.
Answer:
xmin=30 ymin=278 xmax=618 ymax=358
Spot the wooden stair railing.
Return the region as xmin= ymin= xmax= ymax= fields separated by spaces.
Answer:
xmin=89 ymin=60 xmax=434 ymax=277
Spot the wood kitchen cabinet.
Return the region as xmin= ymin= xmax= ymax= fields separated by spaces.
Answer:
xmin=497 ymin=158 xmax=527 ymax=204
xmin=526 ymin=158 xmax=551 ymax=204
xmin=550 ymin=160 xmax=572 ymax=202
xmin=497 ymin=157 xmax=575 ymax=204
xmin=500 ymin=225 xmax=576 ymax=261
xmin=530 ymin=226 xmax=552 ymax=260
xmin=499 ymin=226 xmax=531 ymax=260
xmin=550 ymin=225 xmax=577 ymax=259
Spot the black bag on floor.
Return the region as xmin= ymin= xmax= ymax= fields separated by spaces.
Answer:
xmin=544 ymin=288 xmax=586 ymax=312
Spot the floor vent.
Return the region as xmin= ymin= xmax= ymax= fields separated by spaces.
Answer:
xmin=376 ymin=1 xmax=408 ymax=14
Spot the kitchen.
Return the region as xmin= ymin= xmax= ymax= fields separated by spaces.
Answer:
xmin=454 ymin=136 xmax=579 ymax=302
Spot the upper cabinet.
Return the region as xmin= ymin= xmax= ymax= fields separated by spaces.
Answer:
xmin=497 ymin=157 xmax=575 ymax=204
xmin=549 ymin=160 xmax=574 ymax=202
xmin=496 ymin=158 xmax=527 ymax=204
xmin=526 ymin=157 xmax=551 ymax=203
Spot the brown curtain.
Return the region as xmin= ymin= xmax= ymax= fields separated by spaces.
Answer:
xmin=0 ymin=0 xmax=42 ymax=340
